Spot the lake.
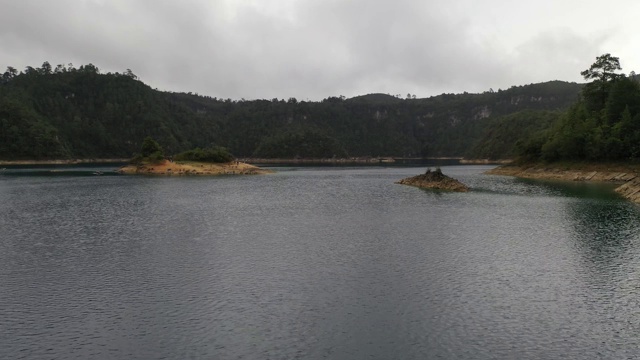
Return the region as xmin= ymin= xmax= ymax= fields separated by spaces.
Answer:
xmin=1 ymin=164 xmax=640 ymax=359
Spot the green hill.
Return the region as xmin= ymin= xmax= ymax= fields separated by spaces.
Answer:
xmin=1 ymin=62 xmax=583 ymax=160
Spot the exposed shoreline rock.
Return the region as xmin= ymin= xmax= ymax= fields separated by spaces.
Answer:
xmin=117 ymin=160 xmax=273 ymax=176
xmin=459 ymin=158 xmax=513 ymax=165
xmin=239 ymin=157 xmax=396 ymax=164
xmin=486 ymin=163 xmax=640 ymax=203
xmin=396 ymin=168 xmax=469 ymax=192
xmin=615 ymin=178 xmax=640 ymax=203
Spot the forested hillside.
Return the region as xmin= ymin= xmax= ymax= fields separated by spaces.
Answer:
xmin=1 ymin=62 xmax=582 ymax=160
xmin=516 ymin=54 xmax=640 ymax=162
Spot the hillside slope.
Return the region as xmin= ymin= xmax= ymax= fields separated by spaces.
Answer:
xmin=0 ymin=63 xmax=582 ymax=160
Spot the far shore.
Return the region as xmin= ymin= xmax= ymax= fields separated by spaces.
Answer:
xmin=459 ymin=158 xmax=513 ymax=165
xmin=1 ymin=157 xmax=512 ymax=166
xmin=240 ymin=157 xmax=509 ymax=164
xmin=0 ymin=159 xmax=129 ymax=166
xmin=486 ymin=162 xmax=640 ymax=203
xmin=240 ymin=157 xmax=399 ymax=164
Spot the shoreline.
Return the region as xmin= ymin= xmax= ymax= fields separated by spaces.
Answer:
xmin=240 ymin=157 xmax=509 ymax=165
xmin=486 ymin=163 xmax=640 ymax=203
xmin=241 ymin=157 xmax=400 ymax=164
xmin=0 ymin=159 xmax=129 ymax=165
xmin=1 ymin=157 xmax=510 ymax=166
xmin=460 ymin=159 xmax=513 ymax=165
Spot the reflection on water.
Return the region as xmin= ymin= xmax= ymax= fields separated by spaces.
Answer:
xmin=1 ymin=165 xmax=640 ymax=359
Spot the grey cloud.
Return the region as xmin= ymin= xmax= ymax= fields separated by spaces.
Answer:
xmin=1 ymin=0 xmax=638 ymax=100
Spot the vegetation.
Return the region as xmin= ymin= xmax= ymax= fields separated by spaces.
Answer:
xmin=1 ymin=61 xmax=585 ymax=161
xmin=0 ymin=97 xmax=70 ymax=159
xmin=467 ymin=110 xmax=560 ymax=160
xmin=253 ymin=128 xmax=347 ymax=158
xmin=516 ymin=54 xmax=640 ymax=162
xmin=131 ymin=136 xmax=164 ymax=164
xmin=174 ymin=146 xmax=234 ymax=163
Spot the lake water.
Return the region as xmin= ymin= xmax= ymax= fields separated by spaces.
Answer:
xmin=1 ymin=165 xmax=640 ymax=359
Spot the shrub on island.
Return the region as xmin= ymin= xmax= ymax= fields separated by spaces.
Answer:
xmin=174 ymin=146 xmax=234 ymax=163
xmin=130 ymin=136 xmax=165 ymax=165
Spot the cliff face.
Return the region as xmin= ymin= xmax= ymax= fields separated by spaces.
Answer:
xmin=396 ymin=169 xmax=469 ymax=192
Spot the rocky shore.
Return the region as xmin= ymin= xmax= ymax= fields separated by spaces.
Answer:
xmin=117 ymin=160 xmax=273 ymax=176
xmin=396 ymin=168 xmax=469 ymax=192
xmin=459 ymin=159 xmax=513 ymax=165
xmin=486 ymin=163 xmax=640 ymax=203
xmin=240 ymin=157 xmax=396 ymax=164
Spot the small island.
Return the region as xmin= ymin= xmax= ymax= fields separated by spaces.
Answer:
xmin=396 ymin=167 xmax=469 ymax=192
xmin=117 ymin=137 xmax=273 ymax=176
xmin=117 ymin=159 xmax=272 ymax=176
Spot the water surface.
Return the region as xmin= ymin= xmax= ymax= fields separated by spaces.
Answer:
xmin=1 ymin=165 xmax=639 ymax=359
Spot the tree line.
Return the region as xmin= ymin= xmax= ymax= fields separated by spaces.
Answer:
xmin=0 ymin=61 xmax=584 ymax=160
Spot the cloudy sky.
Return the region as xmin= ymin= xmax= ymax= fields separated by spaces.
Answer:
xmin=1 ymin=0 xmax=639 ymax=100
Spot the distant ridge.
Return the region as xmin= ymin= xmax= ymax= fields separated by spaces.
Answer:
xmin=0 ymin=62 xmax=583 ymax=160
xmin=347 ymin=93 xmax=404 ymax=104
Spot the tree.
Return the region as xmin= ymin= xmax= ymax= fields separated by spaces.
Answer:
xmin=2 ymin=66 xmax=18 ymax=82
xmin=580 ymin=53 xmax=622 ymax=83
xmin=6 ymin=66 xmax=18 ymax=77
xmin=581 ymin=54 xmax=624 ymax=113
xmin=80 ymin=63 xmax=99 ymax=74
xmin=604 ymin=77 xmax=640 ymax=124
xmin=40 ymin=61 xmax=52 ymax=75
xmin=140 ymin=136 xmax=163 ymax=157
xmin=130 ymin=137 xmax=165 ymax=164
xmin=125 ymin=69 xmax=137 ymax=79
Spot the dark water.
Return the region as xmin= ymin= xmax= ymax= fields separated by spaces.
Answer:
xmin=1 ymin=165 xmax=640 ymax=359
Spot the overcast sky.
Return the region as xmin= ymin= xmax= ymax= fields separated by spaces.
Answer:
xmin=1 ymin=0 xmax=639 ymax=100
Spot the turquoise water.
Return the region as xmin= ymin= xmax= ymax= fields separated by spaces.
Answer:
xmin=1 ymin=165 xmax=639 ymax=359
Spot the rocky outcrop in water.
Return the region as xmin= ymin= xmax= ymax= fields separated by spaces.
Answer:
xmin=396 ymin=168 xmax=469 ymax=192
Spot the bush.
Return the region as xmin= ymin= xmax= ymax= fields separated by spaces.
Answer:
xmin=130 ymin=136 xmax=165 ymax=164
xmin=174 ymin=146 xmax=234 ymax=163
xmin=141 ymin=136 xmax=163 ymax=157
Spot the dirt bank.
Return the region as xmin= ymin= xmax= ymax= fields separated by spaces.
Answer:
xmin=486 ymin=163 xmax=640 ymax=203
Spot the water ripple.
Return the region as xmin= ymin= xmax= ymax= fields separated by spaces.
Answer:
xmin=1 ymin=166 xmax=640 ymax=359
